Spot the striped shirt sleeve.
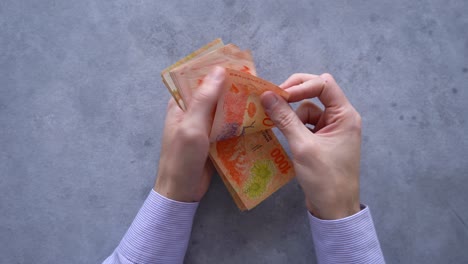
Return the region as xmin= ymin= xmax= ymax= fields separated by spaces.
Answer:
xmin=103 ymin=189 xmax=198 ymax=264
xmin=308 ymin=205 xmax=385 ymax=264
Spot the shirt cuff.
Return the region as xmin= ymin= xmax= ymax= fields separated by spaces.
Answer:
xmin=116 ymin=189 xmax=199 ymax=264
xmin=308 ymin=205 xmax=385 ymax=264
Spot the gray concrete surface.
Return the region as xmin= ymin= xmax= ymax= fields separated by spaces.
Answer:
xmin=1 ymin=0 xmax=467 ymax=263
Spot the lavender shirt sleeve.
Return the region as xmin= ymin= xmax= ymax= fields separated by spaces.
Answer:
xmin=103 ymin=190 xmax=198 ymax=264
xmin=103 ymin=190 xmax=384 ymax=264
xmin=308 ymin=205 xmax=385 ymax=263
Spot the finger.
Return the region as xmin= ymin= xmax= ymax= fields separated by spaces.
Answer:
xmin=295 ymin=100 xmax=323 ymax=126
xmin=166 ymin=98 xmax=183 ymax=116
xmin=261 ymin=91 xmax=310 ymax=142
xmin=286 ymin=73 xmax=350 ymax=108
xmin=285 ymin=78 xmax=326 ymax=102
xmin=279 ymin=73 xmax=319 ymax=89
xmin=186 ymin=67 xmax=225 ymax=125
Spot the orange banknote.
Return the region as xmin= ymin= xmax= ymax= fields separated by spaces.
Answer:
xmin=210 ymin=129 xmax=295 ymax=210
xmin=210 ymin=69 xmax=289 ymax=142
xmin=170 ymin=44 xmax=256 ymax=107
xmin=161 ymin=38 xmax=224 ymax=110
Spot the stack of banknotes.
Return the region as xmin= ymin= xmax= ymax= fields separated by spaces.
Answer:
xmin=161 ymin=39 xmax=295 ymax=210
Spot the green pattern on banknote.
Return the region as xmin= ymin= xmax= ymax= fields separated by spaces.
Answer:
xmin=244 ymin=160 xmax=275 ymax=198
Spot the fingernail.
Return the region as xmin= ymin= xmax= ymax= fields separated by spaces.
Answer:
xmin=208 ymin=67 xmax=224 ymax=81
xmin=261 ymin=92 xmax=278 ymax=110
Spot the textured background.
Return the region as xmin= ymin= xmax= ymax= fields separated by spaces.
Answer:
xmin=1 ymin=0 xmax=467 ymax=263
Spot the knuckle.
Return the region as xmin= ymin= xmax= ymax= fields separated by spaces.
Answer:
xmin=274 ymin=109 xmax=298 ymax=130
xmin=355 ymin=112 xmax=362 ymax=126
xmin=176 ymin=125 xmax=207 ymax=145
xmin=192 ymin=90 xmax=210 ymax=104
xmin=320 ymin=72 xmax=335 ymax=82
xmin=348 ymin=111 xmax=362 ymax=134
xmin=302 ymin=100 xmax=317 ymax=110
xmin=189 ymin=91 xmax=215 ymax=111
xmin=290 ymin=73 xmax=302 ymax=80
xmin=293 ymin=144 xmax=309 ymax=160
xmin=293 ymin=142 xmax=317 ymax=164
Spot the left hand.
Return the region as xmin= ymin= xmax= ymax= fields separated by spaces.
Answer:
xmin=154 ymin=67 xmax=225 ymax=202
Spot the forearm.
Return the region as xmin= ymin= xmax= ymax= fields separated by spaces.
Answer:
xmin=308 ymin=205 xmax=385 ymax=264
xmin=103 ymin=190 xmax=198 ymax=264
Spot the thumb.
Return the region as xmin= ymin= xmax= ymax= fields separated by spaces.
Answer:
xmin=261 ymin=91 xmax=309 ymax=141
xmin=186 ymin=67 xmax=225 ymax=126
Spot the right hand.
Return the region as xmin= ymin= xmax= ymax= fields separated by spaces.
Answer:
xmin=260 ymin=73 xmax=362 ymax=220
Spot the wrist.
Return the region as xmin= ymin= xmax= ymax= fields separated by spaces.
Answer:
xmin=154 ymin=182 xmax=196 ymax=203
xmin=306 ymin=197 xmax=361 ymax=220
xmin=154 ymin=172 xmax=198 ymax=202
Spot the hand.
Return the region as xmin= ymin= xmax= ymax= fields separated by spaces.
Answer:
xmin=154 ymin=67 xmax=225 ymax=202
xmin=261 ymin=73 xmax=361 ymax=220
